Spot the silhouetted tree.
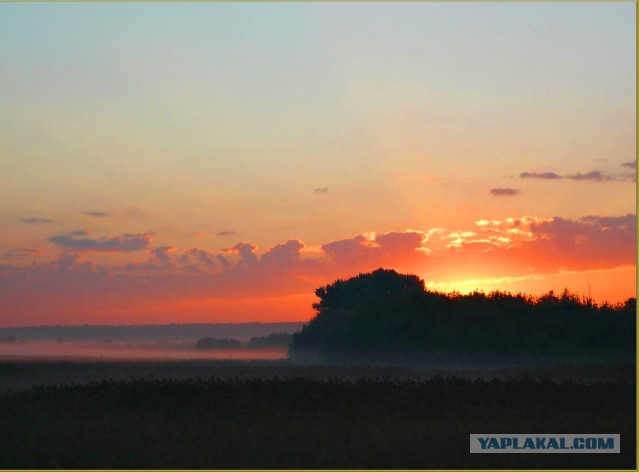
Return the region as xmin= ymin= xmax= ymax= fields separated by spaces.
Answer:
xmin=289 ymin=268 xmax=636 ymax=364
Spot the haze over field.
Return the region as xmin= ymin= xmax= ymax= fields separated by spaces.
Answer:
xmin=0 ymin=3 xmax=635 ymax=326
xmin=0 ymin=323 xmax=301 ymax=360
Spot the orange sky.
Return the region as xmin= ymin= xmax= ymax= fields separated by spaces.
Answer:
xmin=0 ymin=214 xmax=636 ymax=326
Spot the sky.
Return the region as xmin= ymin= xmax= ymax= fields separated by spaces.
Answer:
xmin=0 ymin=2 xmax=636 ymax=326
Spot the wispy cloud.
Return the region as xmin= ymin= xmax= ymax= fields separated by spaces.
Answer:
xmin=565 ymin=171 xmax=615 ymax=181
xmin=1 ymin=248 xmax=43 ymax=260
xmin=621 ymin=160 xmax=637 ymax=168
xmin=489 ymin=188 xmax=521 ymax=197
xmin=520 ymin=172 xmax=562 ymax=180
xmin=195 ymin=230 xmax=238 ymax=238
xmin=83 ymin=211 xmax=112 ymax=218
xmin=313 ymin=187 xmax=329 ymax=193
xmin=520 ymin=170 xmax=625 ymax=182
xmin=48 ymin=231 xmax=152 ymax=252
xmin=20 ymin=217 xmax=54 ymax=224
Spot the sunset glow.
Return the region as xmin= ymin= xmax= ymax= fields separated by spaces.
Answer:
xmin=0 ymin=2 xmax=635 ymax=326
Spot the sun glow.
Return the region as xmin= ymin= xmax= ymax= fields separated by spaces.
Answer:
xmin=424 ymin=276 xmax=530 ymax=296
xmin=424 ymin=265 xmax=636 ymax=304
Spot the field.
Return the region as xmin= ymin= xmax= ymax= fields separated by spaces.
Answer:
xmin=0 ymin=360 xmax=635 ymax=469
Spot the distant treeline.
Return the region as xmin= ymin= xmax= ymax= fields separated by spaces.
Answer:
xmin=247 ymin=333 xmax=293 ymax=349
xmin=196 ymin=333 xmax=293 ymax=350
xmin=0 ymin=322 xmax=304 ymax=342
xmin=289 ymin=268 xmax=636 ymax=363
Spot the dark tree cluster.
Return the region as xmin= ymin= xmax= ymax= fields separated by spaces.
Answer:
xmin=289 ymin=268 xmax=636 ymax=363
xmin=247 ymin=332 xmax=293 ymax=349
xmin=195 ymin=337 xmax=242 ymax=350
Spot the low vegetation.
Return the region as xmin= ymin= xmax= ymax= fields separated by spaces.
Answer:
xmin=194 ymin=333 xmax=293 ymax=351
xmin=0 ymin=375 xmax=634 ymax=469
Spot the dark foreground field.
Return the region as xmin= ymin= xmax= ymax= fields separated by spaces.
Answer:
xmin=0 ymin=361 xmax=635 ymax=469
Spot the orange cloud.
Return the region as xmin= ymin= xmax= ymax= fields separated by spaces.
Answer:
xmin=0 ymin=214 xmax=634 ymax=325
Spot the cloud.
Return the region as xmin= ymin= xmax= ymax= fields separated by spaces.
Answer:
xmin=216 ymin=254 xmax=232 ymax=269
xmin=1 ymin=215 xmax=634 ymax=324
xmin=194 ymin=230 xmax=238 ymax=238
xmin=14 ymin=248 xmax=40 ymax=254
xmin=48 ymin=231 xmax=152 ymax=252
xmin=322 ymin=231 xmax=427 ymax=269
xmin=1 ymin=248 xmax=43 ymax=260
xmin=490 ymin=188 xmax=521 ymax=197
xmin=520 ymin=170 xmax=627 ymax=182
xmin=520 ymin=172 xmax=562 ymax=180
xmin=313 ymin=187 xmax=329 ymax=193
xmin=565 ymin=171 xmax=614 ymax=181
xmin=376 ymin=231 xmax=426 ymax=257
xmin=524 ymin=214 xmax=636 ymax=270
xmin=580 ymin=214 xmax=636 ymax=227
xmin=83 ymin=211 xmax=112 ymax=218
xmin=150 ymin=246 xmax=176 ymax=267
xmin=410 ymin=213 xmax=636 ymax=280
xmin=321 ymin=235 xmax=374 ymax=265
xmin=182 ymin=248 xmax=217 ymax=269
xmin=261 ymin=240 xmax=304 ymax=267
xmin=52 ymin=252 xmax=92 ymax=272
xmin=20 ymin=217 xmax=54 ymax=224
xmin=126 ymin=231 xmax=430 ymax=300
xmin=619 ymin=161 xmax=637 ymax=183
xmin=223 ymin=242 xmax=258 ymax=266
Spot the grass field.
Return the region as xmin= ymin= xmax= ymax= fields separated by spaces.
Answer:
xmin=0 ymin=360 xmax=635 ymax=469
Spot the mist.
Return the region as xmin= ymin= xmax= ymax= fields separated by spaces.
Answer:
xmin=0 ymin=340 xmax=286 ymax=361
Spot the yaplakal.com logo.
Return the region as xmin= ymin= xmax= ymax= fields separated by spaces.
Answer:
xmin=469 ymin=434 xmax=620 ymax=453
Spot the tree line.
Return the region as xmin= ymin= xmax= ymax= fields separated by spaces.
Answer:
xmin=196 ymin=333 xmax=293 ymax=350
xmin=289 ymin=268 xmax=636 ymax=363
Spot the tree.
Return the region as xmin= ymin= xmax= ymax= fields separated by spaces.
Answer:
xmin=312 ymin=268 xmax=426 ymax=313
xmin=288 ymin=268 xmax=636 ymax=364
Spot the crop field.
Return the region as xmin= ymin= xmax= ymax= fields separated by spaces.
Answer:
xmin=0 ymin=360 xmax=635 ymax=469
